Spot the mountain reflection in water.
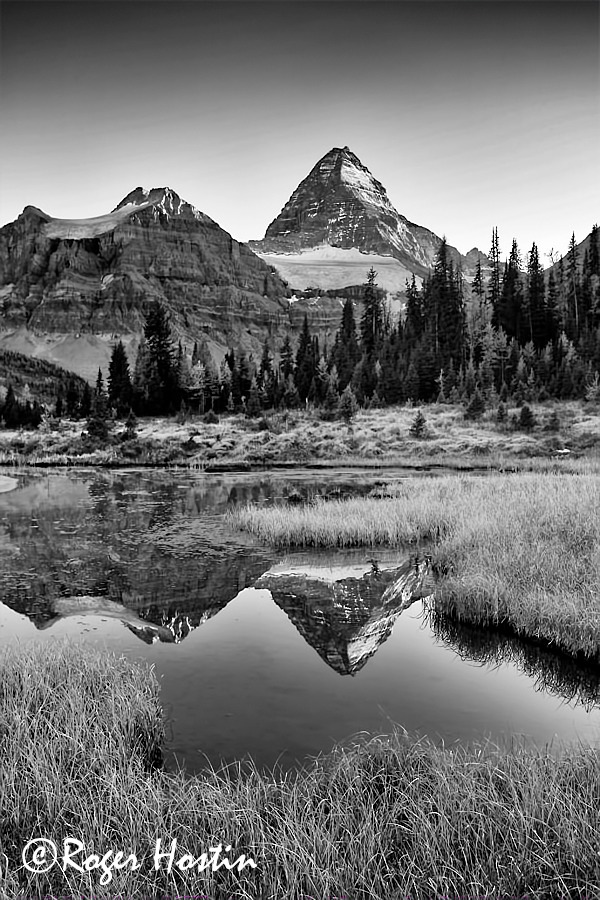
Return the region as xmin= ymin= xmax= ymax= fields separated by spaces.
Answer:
xmin=2 ymin=468 xmax=600 ymax=772
xmin=256 ymin=555 xmax=430 ymax=675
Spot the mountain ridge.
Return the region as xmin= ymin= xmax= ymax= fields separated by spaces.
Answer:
xmin=0 ymin=185 xmax=345 ymax=382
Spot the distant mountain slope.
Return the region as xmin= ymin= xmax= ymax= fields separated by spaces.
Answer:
xmin=250 ymin=146 xmax=488 ymax=293
xmin=0 ymin=349 xmax=87 ymax=406
xmin=0 ymin=187 xmax=345 ymax=381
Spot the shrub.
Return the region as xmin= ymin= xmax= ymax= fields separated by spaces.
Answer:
xmin=585 ymin=372 xmax=600 ymax=403
xmin=464 ymin=388 xmax=486 ymax=421
xmin=122 ymin=408 xmax=138 ymax=440
xmin=518 ymin=404 xmax=536 ymax=431
xmin=337 ymin=386 xmax=359 ymax=423
xmin=203 ymin=409 xmax=219 ymax=425
xmin=409 ymin=410 xmax=428 ymax=439
xmin=84 ymin=415 xmax=109 ymax=442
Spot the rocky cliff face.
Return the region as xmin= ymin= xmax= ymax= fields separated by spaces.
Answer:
xmin=250 ymin=146 xmax=487 ymax=293
xmin=0 ymin=187 xmax=344 ymax=381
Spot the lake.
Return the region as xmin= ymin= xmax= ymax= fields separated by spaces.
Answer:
xmin=1 ymin=467 xmax=600 ymax=774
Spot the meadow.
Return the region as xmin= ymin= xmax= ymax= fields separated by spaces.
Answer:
xmin=0 ymin=399 xmax=599 ymax=470
xmin=2 ymin=642 xmax=600 ymax=900
xmin=2 ymin=402 xmax=600 ymax=899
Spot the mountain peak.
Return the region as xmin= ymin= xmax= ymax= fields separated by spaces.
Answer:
xmin=250 ymin=146 xmax=485 ymax=292
xmin=113 ymin=186 xmax=211 ymax=223
xmin=254 ymin=146 xmax=431 ymax=268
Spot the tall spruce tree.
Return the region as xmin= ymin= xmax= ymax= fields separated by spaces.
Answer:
xmin=588 ymin=224 xmax=599 ymax=276
xmin=360 ymin=268 xmax=384 ymax=357
xmin=496 ymin=239 xmax=524 ymax=341
xmin=567 ymin=232 xmax=580 ymax=340
xmin=142 ymin=301 xmax=179 ymax=414
xmin=487 ymin=227 xmax=502 ymax=321
xmin=525 ymin=243 xmax=547 ymax=349
xmin=404 ymin=275 xmax=423 ymax=346
xmin=294 ymin=315 xmax=316 ymax=401
xmin=330 ymin=298 xmax=360 ymax=392
xmin=279 ymin=336 xmax=295 ymax=381
xmin=108 ymin=340 xmax=132 ymax=416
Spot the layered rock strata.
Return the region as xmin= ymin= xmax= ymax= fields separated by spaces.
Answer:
xmin=0 ymin=188 xmax=343 ymax=380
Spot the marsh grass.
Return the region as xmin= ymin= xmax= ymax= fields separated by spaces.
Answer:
xmin=231 ymin=473 xmax=600 ymax=658
xmin=1 ymin=401 xmax=599 ymax=469
xmin=2 ymin=642 xmax=600 ymax=899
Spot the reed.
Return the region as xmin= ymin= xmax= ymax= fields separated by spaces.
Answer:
xmin=2 ymin=642 xmax=600 ymax=899
xmin=0 ymin=644 xmax=600 ymax=900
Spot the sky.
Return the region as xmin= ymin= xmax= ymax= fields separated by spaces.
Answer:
xmin=1 ymin=0 xmax=598 ymax=261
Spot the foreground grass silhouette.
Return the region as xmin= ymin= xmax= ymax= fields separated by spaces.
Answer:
xmin=1 ymin=642 xmax=600 ymax=899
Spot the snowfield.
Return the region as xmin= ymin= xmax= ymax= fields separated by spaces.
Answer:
xmin=256 ymin=245 xmax=422 ymax=294
xmin=42 ymin=202 xmax=155 ymax=239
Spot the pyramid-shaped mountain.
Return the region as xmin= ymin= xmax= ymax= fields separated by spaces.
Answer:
xmin=250 ymin=146 xmax=487 ymax=294
xmin=255 ymin=556 xmax=429 ymax=676
xmin=0 ymin=187 xmax=341 ymax=381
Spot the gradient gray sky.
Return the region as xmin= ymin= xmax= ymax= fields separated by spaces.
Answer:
xmin=1 ymin=1 xmax=598 ymax=260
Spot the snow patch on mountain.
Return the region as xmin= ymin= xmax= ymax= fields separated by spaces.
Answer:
xmin=339 ymin=154 xmax=397 ymax=218
xmin=42 ymin=187 xmax=213 ymax=239
xmin=256 ymin=245 xmax=422 ymax=294
xmin=43 ymin=202 xmax=155 ymax=239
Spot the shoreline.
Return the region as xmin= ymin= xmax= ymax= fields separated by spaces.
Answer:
xmin=2 ymin=642 xmax=600 ymax=899
xmin=0 ymin=400 xmax=598 ymax=473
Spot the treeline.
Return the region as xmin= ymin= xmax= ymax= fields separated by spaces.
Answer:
xmin=0 ymin=350 xmax=89 ymax=429
xmin=3 ymin=224 xmax=599 ymax=430
xmin=49 ymin=224 xmax=600 ymax=422
xmin=0 ymin=385 xmax=44 ymax=428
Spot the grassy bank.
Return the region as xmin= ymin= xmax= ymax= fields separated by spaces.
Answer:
xmin=1 ymin=400 xmax=599 ymax=469
xmin=2 ymin=642 xmax=600 ymax=900
xmin=231 ymin=472 xmax=600 ymax=660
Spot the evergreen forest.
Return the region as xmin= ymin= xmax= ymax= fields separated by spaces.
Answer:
xmin=2 ymin=225 xmax=599 ymax=430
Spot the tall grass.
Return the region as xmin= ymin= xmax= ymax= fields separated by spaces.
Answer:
xmin=2 ymin=642 xmax=600 ymax=899
xmin=230 ymin=473 xmax=600 ymax=658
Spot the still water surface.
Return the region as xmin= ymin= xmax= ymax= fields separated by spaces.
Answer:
xmin=1 ymin=467 xmax=599 ymax=773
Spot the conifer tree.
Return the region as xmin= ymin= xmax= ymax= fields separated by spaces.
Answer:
xmin=404 ymin=275 xmax=423 ymax=345
xmin=360 ymin=268 xmax=384 ymax=357
xmin=330 ymin=298 xmax=360 ymax=391
xmin=588 ymin=224 xmax=599 ymax=277
xmin=1 ymin=385 xmax=19 ymax=428
xmin=487 ymin=227 xmax=502 ymax=320
xmin=337 ymin=385 xmax=358 ymax=423
xmin=409 ymin=410 xmax=428 ymax=438
xmin=142 ymin=300 xmax=179 ymax=414
xmin=496 ymin=239 xmax=524 ymax=341
xmin=464 ymin=388 xmax=485 ymax=420
xmin=79 ymin=382 xmax=93 ymax=418
xmin=294 ymin=315 xmax=315 ymax=401
xmin=279 ymin=336 xmax=295 ymax=381
xmin=108 ymin=341 xmax=132 ymax=416
xmin=525 ymin=243 xmax=547 ymax=349
xmin=567 ymin=233 xmax=580 ymax=340
xmin=258 ymin=340 xmax=273 ymax=386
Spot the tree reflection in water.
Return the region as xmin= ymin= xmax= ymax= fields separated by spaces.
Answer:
xmin=424 ymin=605 xmax=600 ymax=711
